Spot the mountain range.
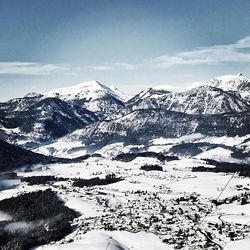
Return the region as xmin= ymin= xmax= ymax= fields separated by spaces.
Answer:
xmin=0 ymin=74 xmax=249 ymax=156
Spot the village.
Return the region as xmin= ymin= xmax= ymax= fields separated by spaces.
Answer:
xmin=50 ymin=175 xmax=250 ymax=250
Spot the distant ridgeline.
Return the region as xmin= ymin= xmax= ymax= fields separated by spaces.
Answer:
xmin=0 ymin=74 xmax=249 ymax=150
xmin=0 ymin=140 xmax=102 ymax=172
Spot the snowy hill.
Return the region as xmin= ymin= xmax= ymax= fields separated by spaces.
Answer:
xmin=208 ymin=74 xmax=250 ymax=94
xmin=54 ymin=109 xmax=250 ymax=152
xmin=0 ymin=74 xmax=249 ymax=150
xmin=46 ymin=80 xmax=130 ymax=102
xmin=0 ymin=97 xmax=98 ymax=148
xmin=128 ymin=75 xmax=250 ymax=115
xmin=159 ymin=85 xmax=249 ymax=114
xmin=0 ymin=93 xmax=43 ymax=112
xmin=127 ymin=87 xmax=170 ymax=104
xmin=1 ymin=75 xmax=250 ymax=250
xmin=45 ymin=80 xmax=130 ymax=119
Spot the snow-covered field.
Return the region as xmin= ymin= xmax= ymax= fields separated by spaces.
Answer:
xmin=225 ymin=238 xmax=250 ymax=250
xmin=1 ymin=70 xmax=250 ymax=249
xmin=34 ymin=134 xmax=250 ymax=164
xmin=35 ymin=230 xmax=173 ymax=250
xmin=1 ymin=153 xmax=250 ymax=249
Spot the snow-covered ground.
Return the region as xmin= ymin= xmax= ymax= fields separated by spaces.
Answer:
xmin=1 ymin=151 xmax=250 ymax=249
xmin=34 ymin=134 xmax=250 ymax=164
xmin=225 ymin=238 xmax=250 ymax=250
xmin=35 ymin=230 xmax=173 ymax=250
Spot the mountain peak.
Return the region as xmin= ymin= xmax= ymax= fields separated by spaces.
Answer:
xmin=45 ymin=80 xmax=130 ymax=105
xmin=75 ymin=80 xmax=104 ymax=89
xmin=24 ymin=92 xmax=42 ymax=98
xmin=208 ymin=74 xmax=250 ymax=93
xmin=215 ymin=74 xmax=247 ymax=82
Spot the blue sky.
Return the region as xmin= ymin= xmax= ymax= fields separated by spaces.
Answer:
xmin=1 ymin=0 xmax=250 ymax=100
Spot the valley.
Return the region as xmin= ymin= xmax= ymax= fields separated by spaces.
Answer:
xmin=1 ymin=155 xmax=250 ymax=249
xmin=0 ymin=74 xmax=250 ymax=249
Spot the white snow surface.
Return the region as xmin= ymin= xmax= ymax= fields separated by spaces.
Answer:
xmin=34 ymin=134 xmax=250 ymax=163
xmin=196 ymin=147 xmax=237 ymax=163
xmin=210 ymin=74 xmax=250 ymax=92
xmin=1 ymin=154 xmax=250 ymax=249
xmin=225 ymin=238 xmax=250 ymax=250
xmin=45 ymin=80 xmax=130 ymax=102
xmin=2 ymin=74 xmax=250 ymax=249
xmin=35 ymin=230 xmax=173 ymax=250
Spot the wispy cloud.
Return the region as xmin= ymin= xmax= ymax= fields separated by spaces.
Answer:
xmin=149 ymin=36 xmax=250 ymax=68
xmin=105 ymin=62 xmax=137 ymax=70
xmin=4 ymin=36 xmax=250 ymax=76
xmin=89 ymin=36 xmax=250 ymax=71
xmin=90 ymin=65 xmax=112 ymax=71
xmin=90 ymin=62 xmax=138 ymax=71
xmin=0 ymin=62 xmax=69 ymax=75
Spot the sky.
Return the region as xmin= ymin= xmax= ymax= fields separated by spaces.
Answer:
xmin=1 ymin=0 xmax=250 ymax=101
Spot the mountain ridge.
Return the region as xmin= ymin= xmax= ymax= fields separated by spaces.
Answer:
xmin=0 ymin=74 xmax=249 ymax=150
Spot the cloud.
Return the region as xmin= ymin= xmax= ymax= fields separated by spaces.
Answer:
xmin=90 ymin=65 xmax=112 ymax=71
xmin=90 ymin=62 xmax=138 ymax=71
xmin=150 ymin=36 xmax=250 ymax=68
xmin=0 ymin=62 xmax=69 ymax=75
xmin=89 ymin=36 xmax=250 ymax=71
xmin=105 ymin=62 xmax=137 ymax=70
xmin=4 ymin=221 xmax=36 ymax=235
xmin=3 ymin=36 xmax=250 ymax=76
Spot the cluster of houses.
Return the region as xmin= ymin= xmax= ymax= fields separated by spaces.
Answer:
xmin=44 ymin=162 xmax=250 ymax=249
xmin=58 ymin=183 xmax=250 ymax=249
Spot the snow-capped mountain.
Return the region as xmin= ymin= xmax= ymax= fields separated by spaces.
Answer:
xmin=208 ymin=74 xmax=250 ymax=96
xmin=1 ymin=75 xmax=250 ymax=250
xmin=46 ymin=80 xmax=130 ymax=102
xmin=128 ymin=74 xmax=250 ymax=115
xmin=0 ymin=74 xmax=249 ymax=151
xmin=57 ymin=108 xmax=250 ymax=150
xmin=129 ymin=85 xmax=250 ymax=114
xmin=127 ymin=87 xmax=170 ymax=104
xmin=45 ymin=80 xmax=130 ymax=119
xmin=0 ymin=97 xmax=98 ymax=148
xmin=0 ymin=139 xmax=49 ymax=171
xmin=0 ymin=92 xmax=43 ymax=113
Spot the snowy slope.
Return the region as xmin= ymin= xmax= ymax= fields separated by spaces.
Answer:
xmin=129 ymin=84 xmax=250 ymax=115
xmin=208 ymin=74 xmax=250 ymax=98
xmin=127 ymin=87 xmax=170 ymax=104
xmin=225 ymin=238 xmax=250 ymax=250
xmin=36 ymin=230 xmax=173 ymax=250
xmin=49 ymin=109 xmax=249 ymax=153
xmin=0 ymin=98 xmax=98 ymax=148
xmin=45 ymin=80 xmax=130 ymax=119
xmin=46 ymin=80 xmax=130 ymax=103
xmin=0 ymin=93 xmax=43 ymax=113
xmin=1 ymin=74 xmax=249 ymax=151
